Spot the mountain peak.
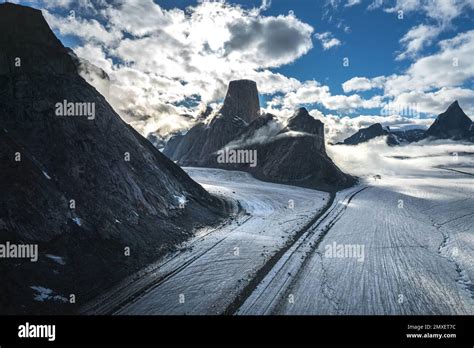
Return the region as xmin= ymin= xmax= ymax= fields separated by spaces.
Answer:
xmin=367 ymin=123 xmax=384 ymax=131
xmin=425 ymin=100 xmax=472 ymax=140
xmin=0 ymin=2 xmax=76 ymax=75
xmin=447 ymin=100 xmax=461 ymax=112
xmin=286 ymin=107 xmax=324 ymax=136
xmin=294 ymin=107 xmax=311 ymax=118
xmin=342 ymin=122 xmax=388 ymax=145
xmin=219 ymin=79 xmax=260 ymax=123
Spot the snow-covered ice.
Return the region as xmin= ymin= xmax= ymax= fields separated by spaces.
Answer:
xmin=82 ymin=155 xmax=473 ymax=315
xmin=239 ymin=158 xmax=474 ymax=315
xmin=82 ymin=168 xmax=328 ymax=315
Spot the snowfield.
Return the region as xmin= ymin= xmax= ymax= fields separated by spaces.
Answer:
xmin=239 ymin=155 xmax=474 ymax=315
xmin=82 ymin=156 xmax=473 ymax=315
xmin=82 ymin=168 xmax=329 ymax=315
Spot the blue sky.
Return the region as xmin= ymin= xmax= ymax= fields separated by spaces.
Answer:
xmin=15 ymin=0 xmax=474 ymax=139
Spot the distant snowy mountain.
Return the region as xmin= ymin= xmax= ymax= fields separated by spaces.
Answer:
xmin=340 ymin=101 xmax=473 ymax=146
xmin=340 ymin=123 xmax=389 ymax=145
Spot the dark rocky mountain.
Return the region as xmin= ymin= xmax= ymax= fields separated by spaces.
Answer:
xmin=0 ymin=3 xmax=227 ymax=314
xmin=389 ymin=128 xmax=426 ymax=144
xmin=164 ymin=88 xmax=355 ymax=191
xmin=339 ymin=123 xmax=427 ymax=146
xmin=425 ymin=101 xmax=473 ymax=141
xmin=163 ymin=79 xmax=259 ymax=164
xmin=235 ymin=108 xmax=354 ymax=190
xmin=341 ymin=123 xmax=389 ymax=145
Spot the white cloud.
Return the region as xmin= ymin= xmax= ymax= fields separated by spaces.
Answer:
xmin=345 ymin=0 xmax=361 ymax=7
xmin=342 ymin=76 xmax=386 ymax=93
xmin=396 ymin=24 xmax=442 ymax=60
xmin=369 ymin=1 xmax=474 ymax=62
xmin=383 ymin=0 xmax=474 ymax=23
xmin=341 ymin=30 xmax=474 ymax=115
xmin=314 ymin=31 xmax=341 ymax=50
xmin=43 ymin=10 xmax=122 ymax=45
xmin=41 ymin=0 xmax=314 ymax=134
xmin=389 ymin=30 xmax=474 ymax=94
xmin=392 ymin=88 xmax=474 ymax=116
xmin=269 ymin=80 xmax=384 ymax=113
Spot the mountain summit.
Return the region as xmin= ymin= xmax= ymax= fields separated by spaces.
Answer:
xmin=0 ymin=3 xmax=76 ymax=75
xmin=220 ymin=79 xmax=260 ymax=123
xmin=425 ymin=101 xmax=473 ymax=140
xmin=0 ymin=3 xmax=226 ymax=314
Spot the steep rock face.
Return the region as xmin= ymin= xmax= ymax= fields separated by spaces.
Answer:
xmin=0 ymin=3 xmax=226 ymax=314
xmin=163 ymin=80 xmax=258 ymax=164
xmin=164 ymin=81 xmax=354 ymax=191
xmin=286 ymin=108 xmax=324 ymax=134
xmin=425 ymin=101 xmax=473 ymax=140
xmin=206 ymin=108 xmax=355 ymax=191
xmin=219 ymin=79 xmax=260 ymax=123
xmin=248 ymin=108 xmax=353 ymax=190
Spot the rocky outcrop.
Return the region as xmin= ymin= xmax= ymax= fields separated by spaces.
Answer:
xmin=425 ymin=101 xmax=473 ymax=141
xmin=219 ymin=79 xmax=260 ymax=123
xmin=0 ymin=3 xmax=226 ymax=314
xmin=236 ymin=108 xmax=354 ymax=190
xmin=163 ymin=79 xmax=259 ymax=164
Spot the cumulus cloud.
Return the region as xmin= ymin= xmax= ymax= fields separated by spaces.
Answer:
xmin=341 ymin=30 xmax=474 ymax=115
xmin=396 ymin=24 xmax=442 ymax=60
xmin=268 ymin=80 xmax=383 ymax=113
xmin=314 ymin=31 xmax=341 ymax=50
xmin=391 ymin=88 xmax=474 ymax=116
xmin=40 ymin=0 xmax=314 ymax=134
xmin=381 ymin=0 xmax=474 ymax=23
xmin=224 ymin=15 xmax=314 ymax=67
xmin=342 ymin=76 xmax=386 ymax=93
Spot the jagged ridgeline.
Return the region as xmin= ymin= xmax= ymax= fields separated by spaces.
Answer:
xmin=0 ymin=3 xmax=228 ymax=314
xmin=339 ymin=100 xmax=474 ymax=146
xmin=164 ymin=81 xmax=355 ymax=191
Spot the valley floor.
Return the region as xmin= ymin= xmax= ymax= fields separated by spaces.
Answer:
xmin=82 ymin=168 xmax=329 ymax=314
xmin=82 ymin=160 xmax=473 ymax=315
